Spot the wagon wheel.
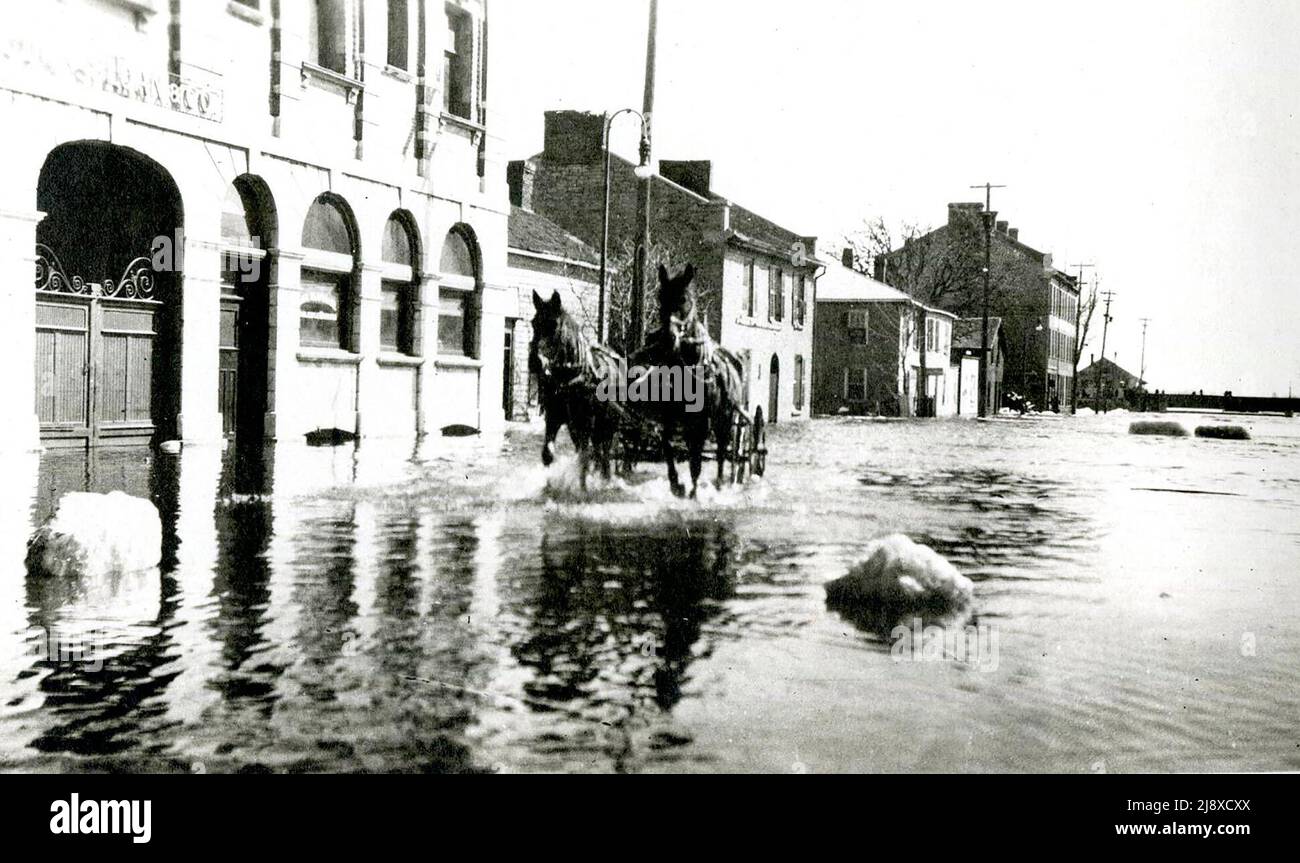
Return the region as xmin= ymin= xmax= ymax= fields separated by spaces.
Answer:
xmin=750 ymin=407 xmax=767 ymax=477
xmin=728 ymin=412 xmax=749 ymax=484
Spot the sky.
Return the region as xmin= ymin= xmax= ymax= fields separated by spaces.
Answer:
xmin=490 ymin=0 xmax=1300 ymax=395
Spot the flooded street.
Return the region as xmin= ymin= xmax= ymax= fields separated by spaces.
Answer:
xmin=2 ymin=413 xmax=1298 ymax=773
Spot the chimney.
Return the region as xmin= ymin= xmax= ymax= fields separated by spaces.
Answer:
xmin=542 ymin=110 xmax=606 ymax=164
xmin=873 ymin=256 xmax=888 ymax=282
xmin=659 ymin=160 xmax=712 ymax=197
xmin=841 ymin=247 xmax=855 ymax=269
xmin=947 ymin=201 xmax=984 ymax=226
xmin=1008 ymin=227 xmax=1019 ymax=241
xmin=996 ymin=220 xmax=1009 ymax=235
xmin=506 ymin=160 xmax=536 ymax=209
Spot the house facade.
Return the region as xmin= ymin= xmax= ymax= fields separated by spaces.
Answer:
xmin=510 ymin=110 xmax=817 ymax=423
xmin=876 ymin=202 xmax=1079 ymax=412
xmin=813 ymin=254 xmax=956 ymax=417
xmin=0 ymin=0 xmax=508 ymax=454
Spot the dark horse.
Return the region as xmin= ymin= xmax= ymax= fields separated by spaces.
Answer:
xmin=646 ymin=263 xmax=746 ymax=497
xmin=528 ymin=289 xmax=623 ymax=490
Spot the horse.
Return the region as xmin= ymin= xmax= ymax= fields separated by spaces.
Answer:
xmin=528 ymin=289 xmax=623 ymax=491
xmin=647 ymin=263 xmax=746 ymax=497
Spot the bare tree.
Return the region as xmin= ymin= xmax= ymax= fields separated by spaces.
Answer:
xmin=604 ymin=237 xmax=715 ymax=357
xmin=1070 ymin=274 xmax=1100 ymax=413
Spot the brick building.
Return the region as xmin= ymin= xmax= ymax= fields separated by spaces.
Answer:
xmin=813 ymin=253 xmax=957 ymax=417
xmin=877 ymin=203 xmax=1079 ymax=412
xmin=504 ymin=195 xmax=604 ymax=421
xmin=509 ymin=110 xmax=817 ymax=423
xmin=0 ymin=0 xmax=509 ymax=454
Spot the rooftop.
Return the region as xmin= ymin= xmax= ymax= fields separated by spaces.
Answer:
xmin=507 ymin=205 xmax=600 ymax=266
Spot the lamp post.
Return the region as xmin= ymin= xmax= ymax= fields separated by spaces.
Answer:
xmin=631 ymin=0 xmax=659 ymax=353
xmin=597 ymin=109 xmax=653 ymax=345
xmin=1035 ymin=319 xmax=1049 ymax=409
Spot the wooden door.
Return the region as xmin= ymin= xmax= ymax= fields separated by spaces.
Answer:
xmin=219 ymin=295 xmax=240 ymax=437
xmin=35 ymin=246 xmax=160 ymax=446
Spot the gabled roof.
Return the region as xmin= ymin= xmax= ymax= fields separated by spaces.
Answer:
xmin=507 ymin=205 xmax=599 ymax=265
xmin=816 ymin=263 xmax=956 ymax=321
xmin=1079 ymin=355 xmax=1142 ymax=384
xmin=817 ymin=261 xmax=915 ymax=303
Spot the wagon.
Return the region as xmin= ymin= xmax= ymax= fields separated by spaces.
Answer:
xmin=613 ymin=396 xmax=767 ymax=484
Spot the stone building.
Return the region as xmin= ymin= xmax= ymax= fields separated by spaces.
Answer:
xmin=0 ymin=0 xmax=508 ymax=453
xmin=813 ymin=253 xmax=956 ymax=417
xmin=508 ymin=110 xmax=817 ymax=424
xmin=876 ymin=203 xmax=1079 ymax=412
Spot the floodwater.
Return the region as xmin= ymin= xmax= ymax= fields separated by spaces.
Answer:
xmin=1 ymin=412 xmax=1298 ymax=773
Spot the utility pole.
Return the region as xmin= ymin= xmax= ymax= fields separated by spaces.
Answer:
xmin=1097 ymin=289 xmax=1115 ymax=413
xmin=629 ymin=0 xmax=658 ymax=352
xmin=970 ymin=181 xmax=1006 ymax=417
xmin=1138 ymin=317 xmax=1151 ymax=404
xmin=1069 ymin=262 xmax=1094 ymax=414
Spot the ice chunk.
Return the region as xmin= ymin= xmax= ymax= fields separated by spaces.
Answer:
xmin=826 ymin=534 xmax=973 ymax=616
xmin=26 ymin=491 xmax=162 ymax=577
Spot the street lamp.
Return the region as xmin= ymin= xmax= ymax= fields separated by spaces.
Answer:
xmin=597 ymin=108 xmax=653 ymax=345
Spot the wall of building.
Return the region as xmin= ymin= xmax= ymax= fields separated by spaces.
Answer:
xmin=0 ymin=0 xmax=509 ymax=453
xmin=812 ymin=300 xmax=907 ymax=415
xmin=718 ymin=248 xmax=815 ymax=422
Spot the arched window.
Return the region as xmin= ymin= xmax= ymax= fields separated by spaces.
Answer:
xmin=438 ymin=226 xmax=479 ymax=358
xmin=300 ymin=195 xmax=357 ymax=350
xmin=381 ymin=213 xmax=419 ymax=355
xmin=220 ymin=181 xmax=267 ymax=291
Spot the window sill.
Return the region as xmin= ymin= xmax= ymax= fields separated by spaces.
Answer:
xmin=733 ymin=316 xmax=784 ymax=332
xmin=298 ymin=347 xmax=361 ymax=365
xmin=438 ymin=111 xmax=485 ymax=143
xmin=435 ymin=355 xmax=482 ymax=370
xmin=226 ymin=1 xmax=264 ymax=25
xmin=381 ymin=64 xmax=414 ymax=83
xmin=301 ymin=62 xmax=363 ymax=103
xmin=377 ymin=352 xmax=424 ymax=368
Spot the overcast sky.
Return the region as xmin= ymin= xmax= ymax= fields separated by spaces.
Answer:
xmin=491 ymin=0 xmax=1300 ymax=395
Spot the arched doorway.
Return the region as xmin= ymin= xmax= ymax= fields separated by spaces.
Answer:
xmin=768 ymin=354 xmax=780 ymax=424
xmin=35 ymin=143 xmax=183 ymax=447
xmin=219 ymin=176 xmax=276 ymax=442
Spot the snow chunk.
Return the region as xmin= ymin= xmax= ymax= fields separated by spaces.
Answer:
xmin=26 ymin=491 xmax=162 ymax=577
xmin=826 ymin=534 xmax=973 ymax=617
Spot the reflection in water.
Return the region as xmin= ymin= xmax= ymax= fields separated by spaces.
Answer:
xmin=492 ymin=517 xmax=735 ymax=771
xmin=19 ymin=447 xmax=180 ymax=766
